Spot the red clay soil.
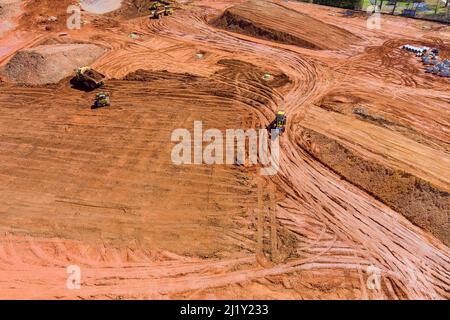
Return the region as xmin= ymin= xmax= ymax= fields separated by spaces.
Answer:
xmin=211 ymin=0 xmax=362 ymax=50
xmin=0 ymin=0 xmax=449 ymax=300
xmin=296 ymin=126 xmax=450 ymax=246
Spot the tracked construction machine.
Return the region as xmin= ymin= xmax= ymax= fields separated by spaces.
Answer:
xmin=267 ymin=110 xmax=287 ymax=136
xmin=75 ymin=67 xmax=105 ymax=90
xmin=275 ymin=110 xmax=287 ymax=135
xmin=93 ymin=92 xmax=110 ymax=108
xmin=149 ymin=1 xmax=173 ymax=19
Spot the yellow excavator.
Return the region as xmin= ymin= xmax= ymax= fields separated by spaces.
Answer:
xmin=75 ymin=66 xmax=105 ymax=90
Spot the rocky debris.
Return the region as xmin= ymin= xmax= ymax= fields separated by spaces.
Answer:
xmin=36 ymin=15 xmax=58 ymax=23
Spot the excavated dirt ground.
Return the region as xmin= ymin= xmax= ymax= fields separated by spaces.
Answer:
xmin=212 ymin=0 xmax=362 ymax=50
xmin=0 ymin=0 xmax=21 ymax=44
xmin=0 ymin=0 xmax=449 ymax=299
xmin=2 ymin=44 xmax=106 ymax=84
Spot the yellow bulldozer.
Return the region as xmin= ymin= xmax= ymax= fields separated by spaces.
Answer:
xmin=275 ymin=110 xmax=286 ymax=135
xmin=267 ymin=110 xmax=287 ymax=136
xmin=93 ymin=92 xmax=110 ymax=108
xmin=149 ymin=1 xmax=173 ymax=19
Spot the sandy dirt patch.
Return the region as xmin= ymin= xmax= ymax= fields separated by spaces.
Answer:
xmin=0 ymin=0 xmax=22 ymax=36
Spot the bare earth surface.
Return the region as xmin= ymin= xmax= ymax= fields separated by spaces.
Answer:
xmin=3 ymin=44 xmax=107 ymax=84
xmin=0 ymin=0 xmax=449 ymax=299
xmin=0 ymin=0 xmax=22 ymax=37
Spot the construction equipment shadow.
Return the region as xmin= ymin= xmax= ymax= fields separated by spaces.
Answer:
xmin=69 ymin=77 xmax=97 ymax=92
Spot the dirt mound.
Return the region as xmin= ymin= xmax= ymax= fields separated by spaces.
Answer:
xmin=122 ymin=69 xmax=201 ymax=82
xmin=1 ymin=44 xmax=106 ymax=84
xmin=123 ymin=59 xmax=290 ymax=92
xmin=211 ymin=0 xmax=361 ymax=50
xmin=0 ymin=0 xmax=21 ymax=36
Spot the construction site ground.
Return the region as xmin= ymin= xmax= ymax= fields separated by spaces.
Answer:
xmin=0 ymin=0 xmax=449 ymax=299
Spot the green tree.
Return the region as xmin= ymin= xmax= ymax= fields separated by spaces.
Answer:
xmin=313 ymin=0 xmax=361 ymax=10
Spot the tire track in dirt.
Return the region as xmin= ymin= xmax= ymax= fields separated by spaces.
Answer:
xmin=141 ymin=7 xmax=450 ymax=299
xmin=0 ymin=1 xmax=448 ymax=299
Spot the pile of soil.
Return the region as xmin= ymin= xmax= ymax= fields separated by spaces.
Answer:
xmin=1 ymin=44 xmax=106 ymax=84
xmin=211 ymin=0 xmax=361 ymax=50
xmin=0 ymin=0 xmax=21 ymax=19
xmin=0 ymin=0 xmax=22 ymax=36
xmin=122 ymin=69 xmax=201 ymax=82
